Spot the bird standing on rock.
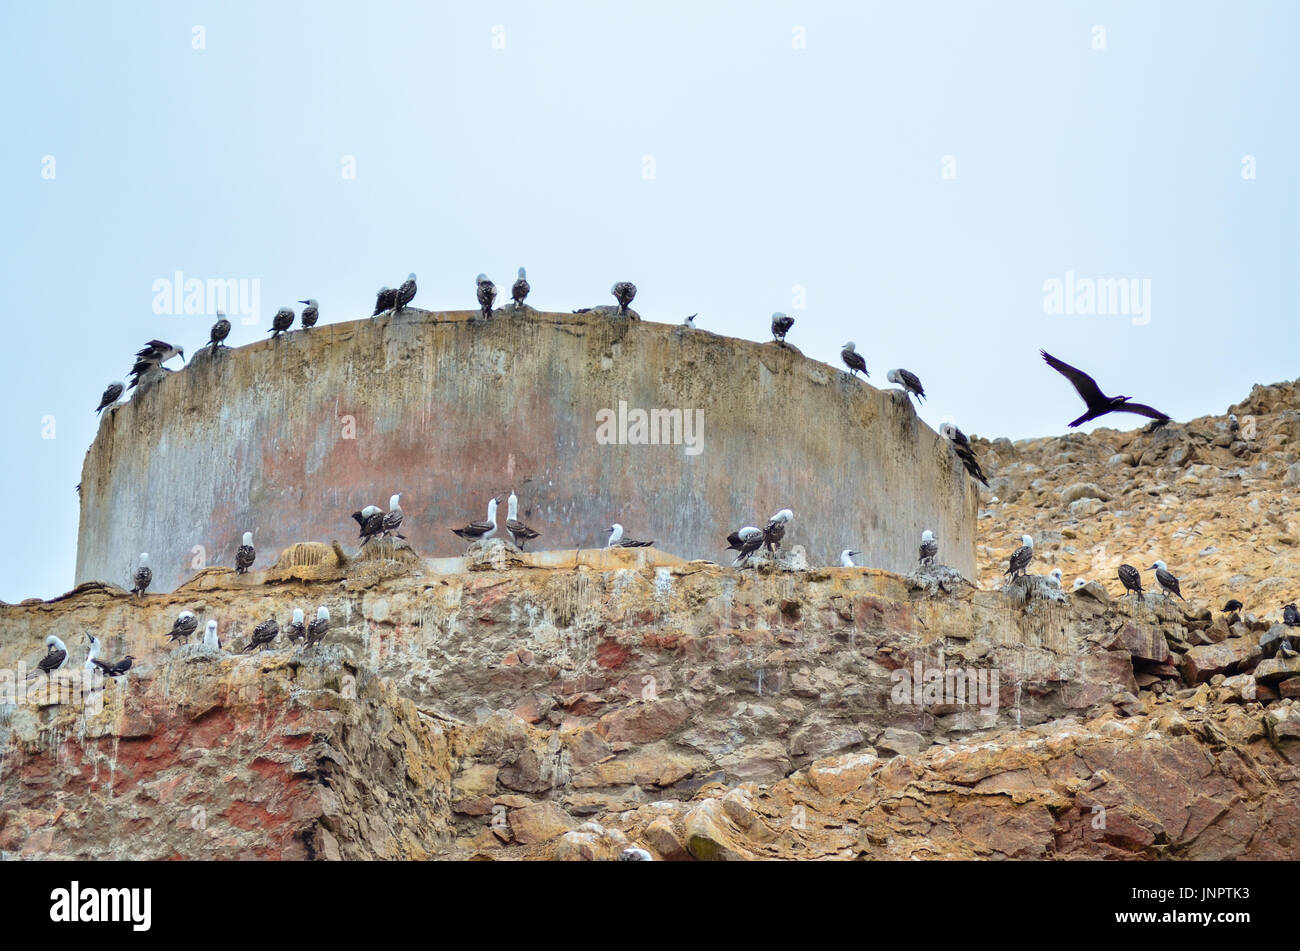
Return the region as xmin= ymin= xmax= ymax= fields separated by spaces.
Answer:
xmin=1148 ymin=561 xmax=1185 ymax=601
xmin=939 ymin=421 xmax=991 ymax=487
xmin=167 ymin=611 xmax=198 ymax=643
xmin=235 ymin=531 xmax=255 ymax=573
xmin=1283 ymin=603 xmax=1299 ymax=627
xmin=37 ymin=635 xmax=68 ymax=674
xmin=839 ymin=549 xmax=859 ymax=567
xmin=919 ymin=530 xmax=938 ymax=566
xmin=203 ymin=619 xmax=221 ymax=650
xmin=770 ymin=312 xmax=794 ymax=345
xmin=395 ymin=273 xmax=418 ymax=313
xmin=452 ymin=498 xmax=501 ymax=544
xmin=505 ymin=491 xmax=540 ymax=550
xmin=305 ymin=606 xmax=330 ymax=648
xmin=286 ymin=608 xmax=307 ymax=645
xmin=382 ymin=494 xmax=405 ymax=539
xmin=727 ymin=526 xmax=764 ymax=565
xmin=373 ymin=287 xmax=397 ymax=316
xmin=208 ymin=312 xmax=231 ymax=352
xmin=96 ymin=382 xmax=125 ymax=414
xmin=132 ymin=554 xmax=152 ymax=596
xmin=352 ymin=505 xmax=384 ymax=545
xmin=242 ymin=617 xmax=279 ymax=652
xmin=1117 ymin=563 xmax=1144 ymax=600
xmin=763 ymin=509 xmax=793 ymax=552
xmin=840 ymin=342 xmax=868 ymax=378
xmin=607 ymin=523 xmax=653 ymax=548
xmin=298 ymin=299 xmax=319 ymax=329
xmin=611 ymin=282 xmax=637 ymax=316
xmin=1005 ymin=535 xmax=1034 ymax=579
xmin=268 ymin=306 xmax=295 ymax=338
xmin=887 ymin=368 xmax=925 ymax=403
xmin=511 ymin=268 xmax=530 ymax=309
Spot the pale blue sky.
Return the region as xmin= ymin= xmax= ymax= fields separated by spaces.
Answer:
xmin=1 ymin=1 xmax=1295 ymax=601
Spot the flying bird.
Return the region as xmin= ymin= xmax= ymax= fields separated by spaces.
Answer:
xmin=96 ymin=382 xmax=124 ymax=414
xmin=476 ymin=274 xmax=496 ymax=318
xmin=770 ymin=312 xmax=794 ymax=345
xmin=1148 ymin=560 xmax=1185 ymax=601
xmin=373 ymin=286 xmax=397 ymax=316
xmin=305 ymin=606 xmax=330 ymax=648
xmin=382 ymin=494 xmax=405 ymax=539
xmin=611 ymin=282 xmax=637 ymax=316
xmin=505 ymin=491 xmax=540 ymax=550
xmin=886 ymin=369 xmax=926 ymax=403
xmin=919 ymin=530 xmax=938 ymax=566
xmin=131 ymin=554 xmax=152 ymax=596
xmin=1117 ymin=563 xmax=1144 ymax=600
xmin=235 ymin=531 xmax=255 ymax=573
xmin=1005 ymin=535 xmax=1034 ymax=579
xmin=839 ymin=549 xmax=859 ymax=567
xmin=840 ymin=342 xmax=868 ymax=378
xmin=452 ymin=498 xmax=501 ymax=544
xmin=242 ymin=617 xmax=279 ymax=653
xmin=286 ymin=608 xmax=307 ymax=645
xmin=511 ymin=268 xmax=530 ymax=309
xmin=208 ymin=312 xmax=231 ymax=351
xmin=395 ymin=273 xmax=418 ymax=312
xmin=763 ymin=509 xmax=793 ymax=552
xmin=298 ymin=299 xmax=319 ymax=329
xmin=939 ymin=422 xmax=990 ymax=487
xmin=607 ymin=523 xmax=653 ymax=548
xmin=351 ymin=505 xmax=385 ymax=545
xmin=1040 ymin=350 xmax=1172 ymax=429
xmin=37 ymin=635 xmax=68 ymax=674
xmin=167 ymin=611 xmax=198 ymax=643
xmin=203 ymin=619 xmax=221 ymax=650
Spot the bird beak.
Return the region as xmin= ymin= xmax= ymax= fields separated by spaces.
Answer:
xmin=299 ymin=300 xmax=309 ymax=304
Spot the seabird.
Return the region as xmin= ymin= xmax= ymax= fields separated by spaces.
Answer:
xmin=452 ymin=497 xmax=501 ymax=543
xmin=373 ymin=286 xmax=397 ymax=316
xmin=351 ymin=505 xmax=385 ymax=545
xmin=235 ymin=531 xmax=255 ymax=573
xmin=129 ymin=340 xmax=185 ymax=388
xmin=763 ymin=509 xmax=793 ymax=552
xmin=1148 ymin=560 xmax=1185 ymax=601
xmin=919 ymin=530 xmax=939 ymax=566
xmin=37 ymin=635 xmax=68 ymax=674
xmin=1284 ymin=603 xmax=1299 ymax=627
xmin=886 ymin=369 xmax=926 ymax=403
xmin=242 ymin=617 xmax=279 ymax=652
xmin=727 ymin=526 xmax=764 ymax=565
xmin=607 ymin=523 xmax=653 ymax=548
xmin=476 ymin=274 xmax=496 ymax=318
xmin=85 ymin=634 xmax=102 ymax=671
xmin=96 ymin=382 xmax=124 ymax=414
xmin=1072 ymin=577 xmax=1088 ymax=591
xmin=286 ymin=608 xmax=307 ymax=645
xmin=90 ymin=643 xmax=134 ymax=677
xmin=132 ymin=554 xmax=152 ymax=596
xmin=770 ymin=312 xmax=794 ymax=345
xmin=1005 ymin=535 xmax=1033 ymax=579
xmin=298 ymin=299 xmax=319 ymax=329
xmin=618 ymin=848 xmax=653 ymax=861
xmin=683 ymin=314 xmax=697 ymax=328
xmin=1222 ymin=598 xmax=1243 ymax=613
xmin=511 ymin=268 xmax=529 ymax=310
xmin=203 ymin=619 xmax=221 ymax=650
xmin=939 ymin=422 xmax=991 ymax=487
xmin=305 ymin=606 xmax=330 ymax=648
xmin=208 ymin=312 xmax=231 ymax=351
xmin=1048 ymin=568 xmax=1063 ymax=588
xmin=167 ymin=611 xmax=198 ymax=643
xmin=840 ymin=549 xmax=859 ymax=567
xmin=840 ymin=342 xmax=869 ymax=378
xmin=611 ymin=281 xmax=637 ymax=316
xmin=1040 ymin=350 xmax=1172 ymax=429
xmin=395 ymin=273 xmax=418 ymax=313
xmin=1117 ymin=563 xmax=1144 ymax=600
xmin=1228 ymin=414 xmax=1240 ymax=434
xmin=505 ymin=491 xmax=540 ymax=551
xmin=268 ymin=306 xmax=295 ymax=338
xmin=382 ymin=494 xmax=405 ymax=539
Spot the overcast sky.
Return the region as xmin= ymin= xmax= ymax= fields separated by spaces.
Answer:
xmin=1 ymin=0 xmax=1295 ymax=602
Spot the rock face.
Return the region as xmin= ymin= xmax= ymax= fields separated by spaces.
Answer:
xmin=75 ymin=310 xmax=977 ymax=592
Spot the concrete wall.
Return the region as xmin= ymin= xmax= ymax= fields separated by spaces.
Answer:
xmin=76 ymin=309 xmax=978 ymax=592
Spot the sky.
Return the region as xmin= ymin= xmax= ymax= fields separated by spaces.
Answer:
xmin=0 ymin=0 xmax=1295 ymax=602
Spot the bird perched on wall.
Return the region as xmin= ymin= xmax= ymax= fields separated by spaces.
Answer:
xmin=683 ymin=313 xmax=697 ymax=328
xmin=305 ymin=606 xmax=330 ymax=648
xmin=840 ymin=342 xmax=869 ymax=378
xmin=763 ymin=509 xmax=793 ymax=552
xmin=382 ymin=494 xmax=405 ymax=539
xmin=129 ymin=340 xmax=185 ymax=388
xmin=1048 ymin=568 xmax=1063 ymax=588
xmin=1072 ymin=577 xmax=1088 ymax=591
xmin=298 ymin=299 xmax=319 ymax=329
xmin=476 ymin=274 xmax=497 ymax=318
xmin=268 ymin=306 xmax=295 ymax=338
xmin=611 ymin=281 xmax=637 ymax=316
xmin=203 ymin=619 xmax=221 ymax=650
xmin=770 ymin=312 xmax=794 ymax=345
xmin=1222 ymin=598 xmax=1243 ymax=614
xmin=395 ymin=273 xmax=418 ymax=313
xmin=90 ymin=644 xmax=134 ymax=677
xmin=131 ymin=554 xmax=152 ymax=596
xmin=242 ymin=617 xmax=279 ymax=652
xmin=1117 ymin=563 xmax=1144 ymax=600
xmin=96 ymin=382 xmax=124 ymax=414
xmin=727 ymin=526 xmax=764 ymax=565
xmin=285 ymin=608 xmax=307 ymax=645
xmin=1005 ymin=535 xmax=1034 ymax=579
xmin=505 ymin=491 xmax=540 ymax=550
xmin=452 ymin=498 xmax=501 ymax=544
xmin=939 ymin=421 xmax=990 ymax=487
xmin=167 ymin=611 xmax=198 ymax=643
xmin=1148 ymin=561 xmax=1185 ymax=601
xmin=208 ymin=312 xmax=231 ymax=352
xmin=235 ymin=531 xmax=255 ymax=573
xmin=352 ymin=505 xmax=384 ymax=545
xmin=919 ymin=530 xmax=939 ymax=566
xmin=607 ymin=523 xmax=653 ymax=548
xmin=373 ymin=286 xmax=397 ymax=316
xmin=887 ymin=369 xmax=926 ymax=403
xmin=1283 ymin=603 xmax=1299 ymax=627
xmin=37 ymin=635 xmax=68 ymax=674
xmin=839 ymin=549 xmax=859 ymax=567
xmin=1040 ymin=351 xmax=1172 ymax=429
xmin=511 ymin=268 xmax=530 ymax=310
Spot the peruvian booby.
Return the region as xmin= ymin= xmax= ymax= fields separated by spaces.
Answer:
xmin=1117 ymin=563 xmax=1144 ymax=600
xmin=132 ymin=554 xmax=152 ymax=596
xmin=203 ymin=619 xmax=221 ymax=650
xmin=352 ymin=505 xmax=385 ymax=545
xmin=886 ymin=369 xmax=925 ymax=403
xmin=96 ymin=382 xmax=124 ymax=414
xmin=167 ymin=611 xmax=198 ymax=643
xmin=242 ymin=616 xmax=279 ymax=652
xmin=452 ymin=497 xmax=501 ymax=543
xmin=37 ymin=635 xmax=68 ymax=674
xmin=683 ymin=314 xmax=697 ymax=328
xmin=129 ymin=340 xmax=185 ymax=388
xmin=511 ymin=268 xmax=529 ymax=310
xmin=305 ymin=606 xmax=330 ymax=648
xmin=1040 ymin=350 xmax=1171 ymax=429
xmin=1228 ymin=414 xmax=1240 ymax=434
xmin=763 ymin=509 xmax=793 ymax=552
xmin=840 ymin=342 xmax=868 ymax=378
xmin=286 ymin=608 xmax=307 ymax=645
xmin=919 ymin=530 xmax=938 ymax=566
xmin=268 ymin=306 xmax=295 ymax=338
xmin=476 ymin=273 xmax=497 ymax=318
xmin=1072 ymin=577 xmax=1088 ymax=591
xmin=607 ymin=523 xmax=653 ymax=548
xmin=611 ymin=281 xmax=637 ymax=316
xmin=382 ymin=494 xmax=405 ymax=538
xmin=939 ymin=421 xmax=991 ymax=487
xmin=298 ymin=299 xmax=319 ymax=329
xmin=373 ymin=286 xmax=397 ymax=316
xmin=1048 ymin=568 xmax=1063 ymax=588
xmin=839 ymin=549 xmax=859 ymax=567
xmin=208 ymin=312 xmax=231 ymax=351
xmin=1005 ymin=535 xmax=1034 ymax=579
xmin=235 ymin=531 xmax=255 ymax=573
xmin=395 ymin=273 xmax=418 ymax=312
xmin=85 ymin=634 xmax=102 ymax=671
xmin=618 ymin=848 xmax=653 ymax=861
xmin=770 ymin=312 xmax=794 ymax=345
xmin=1148 ymin=560 xmax=1185 ymax=601
xmin=727 ymin=526 xmax=764 ymax=565
xmin=505 ymin=491 xmax=540 ymax=550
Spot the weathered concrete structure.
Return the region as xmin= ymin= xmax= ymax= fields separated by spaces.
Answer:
xmin=76 ymin=309 xmax=977 ymax=592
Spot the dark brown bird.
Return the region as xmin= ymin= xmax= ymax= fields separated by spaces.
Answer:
xmin=1041 ymin=350 xmax=1171 ymax=428
xmin=1118 ymin=563 xmax=1144 ymax=600
xmin=611 ymin=281 xmax=637 ymax=316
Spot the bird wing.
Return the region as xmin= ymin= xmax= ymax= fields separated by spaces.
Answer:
xmin=899 ymin=369 xmax=924 ymax=394
xmin=39 ymin=649 xmax=67 ymax=672
xmin=1114 ymin=402 xmax=1171 ymax=422
xmin=1040 ymin=350 xmax=1107 ymax=407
